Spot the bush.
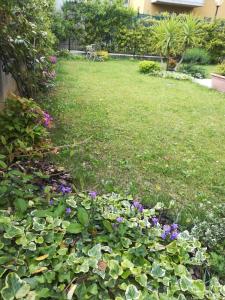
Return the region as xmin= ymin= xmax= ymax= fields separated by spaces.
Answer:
xmin=0 ymin=192 xmax=225 ymax=299
xmin=139 ymin=60 xmax=161 ymax=74
xmin=96 ymin=50 xmax=109 ymax=61
xmin=0 ymin=96 xmax=51 ymax=161
xmin=216 ymin=62 xmax=225 ymax=76
xmin=178 ymin=64 xmax=206 ymax=79
xmin=0 ymin=0 xmax=55 ymax=98
xmin=183 ymin=48 xmax=210 ymax=65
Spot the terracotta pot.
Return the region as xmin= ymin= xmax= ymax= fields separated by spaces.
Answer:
xmin=211 ymin=73 xmax=225 ymax=93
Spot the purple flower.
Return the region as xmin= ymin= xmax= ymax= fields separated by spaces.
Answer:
xmin=49 ymin=199 xmax=54 ymax=206
xmin=43 ymin=112 xmax=53 ymax=128
xmin=49 ymin=56 xmax=57 ymax=64
xmin=171 ymin=223 xmax=178 ymax=231
xmin=66 ymin=207 xmax=71 ymax=215
xmin=163 ymin=225 xmax=171 ymax=234
xmin=116 ymin=217 xmax=123 ymax=223
xmin=60 ymin=185 xmax=72 ymax=194
xmin=132 ymin=200 xmax=144 ymax=213
xmin=152 ymin=217 xmax=159 ymax=225
xmin=161 ymin=232 xmax=167 ymax=240
xmin=132 ymin=201 xmax=141 ymax=208
xmin=171 ymin=230 xmax=179 ymax=240
xmin=89 ymin=191 xmax=97 ymax=199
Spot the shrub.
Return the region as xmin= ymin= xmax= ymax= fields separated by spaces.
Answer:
xmin=139 ymin=60 xmax=161 ymax=74
xmin=216 ymin=62 xmax=225 ymax=76
xmin=0 ymin=0 xmax=55 ymax=98
xmin=0 ymin=192 xmax=225 ymax=299
xmin=96 ymin=51 xmax=109 ymax=61
xmin=183 ymin=48 xmax=210 ymax=65
xmin=0 ymin=95 xmax=51 ymax=161
xmin=178 ymin=64 xmax=206 ymax=79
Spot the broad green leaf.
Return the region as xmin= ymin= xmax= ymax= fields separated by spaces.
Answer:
xmin=79 ymin=260 xmax=90 ymax=273
xmin=0 ymin=160 xmax=7 ymax=169
xmin=125 ymin=284 xmax=140 ymax=300
xmin=166 ymin=241 xmax=178 ymax=254
xmin=174 ymin=265 xmax=188 ymax=277
xmin=1 ymin=272 xmax=30 ymax=300
xmin=14 ymin=199 xmax=28 ymax=214
xmin=179 ymin=276 xmax=192 ymax=291
xmin=4 ymin=226 xmax=24 ymax=239
xmin=77 ymin=207 xmax=89 ymax=226
xmin=121 ymin=258 xmax=134 ymax=270
xmin=66 ymin=197 xmax=77 ymax=208
xmin=66 ymin=222 xmax=83 ymax=234
xmin=103 ymin=220 xmax=113 ymax=233
xmin=75 ymin=283 xmax=87 ymax=299
xmin=150 ymin=262 xmax=165 ymax=278
xmin=87 ymin=244 xmax=102 ymax=260
xmin=87 ymin=283 xmax=98 ymax=295
xmin=190 ymin=280 xmax=205 ymax=299
xmin=135 ymin=274 xmax=148 ymax=287
xmin=108 ymin=260 xmax=123 ymax=280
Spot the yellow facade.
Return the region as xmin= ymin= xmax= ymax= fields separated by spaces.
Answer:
xmin=129 ymin=0 xmax=225 ymax=18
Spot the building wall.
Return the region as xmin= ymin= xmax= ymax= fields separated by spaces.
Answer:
xmin=129 ymin=0 xmax=225 ymax=18
xmin=0 ymin=61 xmax=18 ymax=104
xmin=193 ymin=0 xmax=225 ymax=18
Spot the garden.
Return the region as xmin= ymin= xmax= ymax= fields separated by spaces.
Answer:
xmin=0 ymin=0 xmax=225 ymax=299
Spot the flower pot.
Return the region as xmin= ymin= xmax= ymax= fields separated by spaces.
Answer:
xmin=211 ymin=73 xmax=225 ymax=93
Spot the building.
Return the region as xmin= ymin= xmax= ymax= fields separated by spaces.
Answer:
xmin=129 ymin=0 xmax=225 ymax=18
xmin=55 ymin=0 xmax=66 ymax=10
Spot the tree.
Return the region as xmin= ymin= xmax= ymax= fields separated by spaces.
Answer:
xmin=152 ymin=15 xmax=202 ymax=70
xmin=152 ymin=16 xmax=182 ymax=70
xmin=55 ymin=0 xmax=136 ymax=50
xmin=0 ymin=0 xmax=55 ymax=97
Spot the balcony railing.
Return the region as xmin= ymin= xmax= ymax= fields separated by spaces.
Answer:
xmin=151 ymin=0 xmax=205 ymax=7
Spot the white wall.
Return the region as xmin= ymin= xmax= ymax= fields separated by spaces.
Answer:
xmin=55 ymin=0 xmax=66 ymax=10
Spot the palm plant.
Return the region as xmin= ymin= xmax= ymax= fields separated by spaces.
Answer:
xmin=175 ymin=15 xmax=201 ymax=69
xmin=152 ymin=16 xmax=182 ymax=70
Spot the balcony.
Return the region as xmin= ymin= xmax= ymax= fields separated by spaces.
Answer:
xmin=151 ymin=0 xmax=205 ymax=7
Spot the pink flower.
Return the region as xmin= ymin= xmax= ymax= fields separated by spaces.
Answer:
xmin=49 ymin=56 xmax=57 ymax=64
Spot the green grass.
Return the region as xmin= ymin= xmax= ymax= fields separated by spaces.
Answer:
xmin=46 ymin=59 xmax=225 ymax=224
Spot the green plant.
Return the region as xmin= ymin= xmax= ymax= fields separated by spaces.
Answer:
xmin=0 ymin=0 xmax=55 ymax=98
xmin=183 ymin=48 xmax=210 ymax=65
xmin=0 ymin=96 xmax=51 ymax=161
xmin=96 ymin=51 xmax=109 ymax=61
xmin=216 ymin=62 xmax=225 ymax=76
xmin=152 ymin=15 xmax=202 ymax=70
xmin=178 ymin=64 xmax=206 ymax=79
xmin=139 ymin=61 xmax=161 ymax=74
xmin=116 ymin=24 xmax=152 ymax=55
xmin=153 ymin=70 xmax=192 ymax=80
xmin=200 ymin=20 xmax=225 ymax=63
xmin=59 ymin=0 xmax=135 ymax=50
xmin=0 ymin=192 xmax=225 ymax=299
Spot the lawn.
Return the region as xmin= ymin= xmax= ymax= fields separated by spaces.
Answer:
xmin=47 ymin=59 xmax=225 ymax=224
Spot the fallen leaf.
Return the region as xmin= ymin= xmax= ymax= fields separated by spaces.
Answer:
xmin=35 ymin=254 xmax=49 ymax=261
xmin=31 ymin=267 xmax=48 ymax=274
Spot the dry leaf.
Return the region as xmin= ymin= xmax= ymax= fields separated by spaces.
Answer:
xmin=31 ymin=267 xmax=48 ymax=274
xmin=35 ymin=254 xmax=49 ymax=261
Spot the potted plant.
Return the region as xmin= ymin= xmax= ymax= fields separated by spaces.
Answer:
xmin=211 ymin=62 xmax=225 ymax=92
